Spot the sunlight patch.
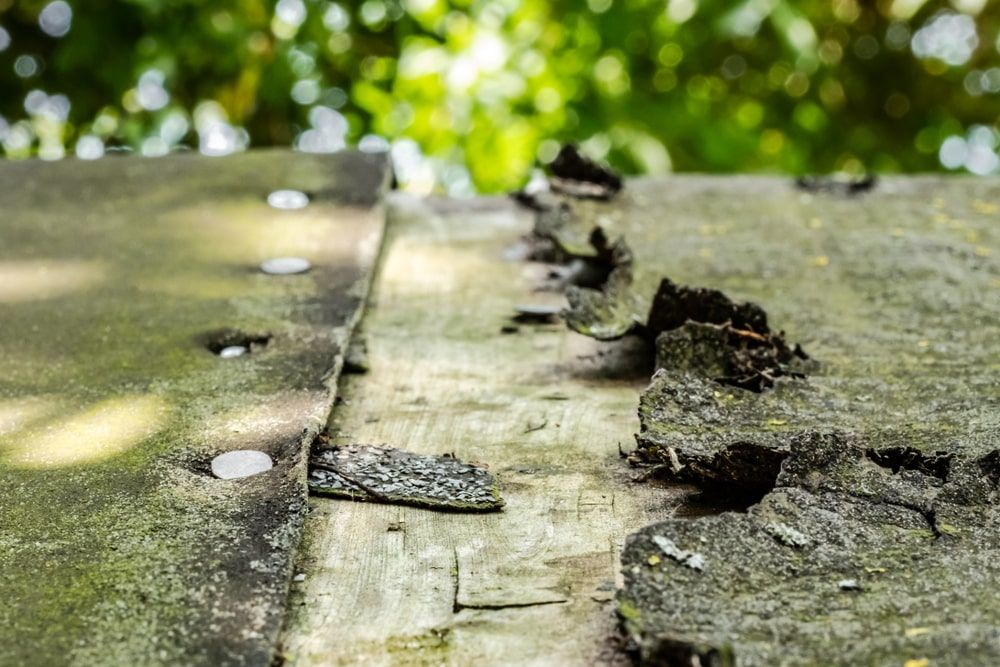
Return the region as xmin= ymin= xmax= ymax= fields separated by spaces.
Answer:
xmin=3 ymin=395 xmax=168 ymax=468
xmin=0 ymin=260 xmax=106 ymax=303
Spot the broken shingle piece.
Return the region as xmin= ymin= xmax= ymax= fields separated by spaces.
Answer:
xmin=309 ymin=445 xmax=504 ymax=512
xmin=549 ymin=144 xmax=623 ymax=200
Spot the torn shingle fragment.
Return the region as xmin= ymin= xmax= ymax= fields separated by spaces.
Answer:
xmin=309 ymin=445 xmax=504 ymax=512
xmin=548 ymin=144 xmax=623 ymax=200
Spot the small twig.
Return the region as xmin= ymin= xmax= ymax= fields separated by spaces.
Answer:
xmin=666 ymin=446 xmax=685 ymax=474
xmin=724 ymin=325 xmax=769 ymax=343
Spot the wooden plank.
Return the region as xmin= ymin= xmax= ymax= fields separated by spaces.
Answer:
xmin=280 ymin=194 xmax=684 ymax=665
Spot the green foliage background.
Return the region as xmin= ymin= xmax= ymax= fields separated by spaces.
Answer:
xmin=1 ymin=0 xmax=999 ymax=192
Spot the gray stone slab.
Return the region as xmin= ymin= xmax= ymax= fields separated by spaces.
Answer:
xmin=0 ymin=150 xmax=389 ymax=666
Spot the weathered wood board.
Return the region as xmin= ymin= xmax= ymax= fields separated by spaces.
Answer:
xmin=279 ymin=194 xmax=684 ymax=665
xmin=0 ymin=150 xmax=388 ymax=666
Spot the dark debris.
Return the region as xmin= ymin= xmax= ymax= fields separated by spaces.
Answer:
xmin=509 ymin=188 xmax=556 ymax=212
xmin=343 ymin=335 xmax=370 ymax=374
xmin=648 ymin=279 xmax=809 ymax=392
xmin=549 ymin=144 xmax=623 ymax=200
xmin=795 ymin=173 xmax=877 ymax=196
xmin=646 ymin=278 xmax=769 ymax=334
xmin=526 ymin=201 xmax=810 ymax=389
xmin=513 ymin=304 xmax=561 ymax=324
xmin=866 ymin=446 xmax=953 ymax=481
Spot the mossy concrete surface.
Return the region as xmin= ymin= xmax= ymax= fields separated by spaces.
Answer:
xmin=0 ymin=150 xmax=389 ymax=665
xmin=551 ymin=177 xmax=999 ymax=664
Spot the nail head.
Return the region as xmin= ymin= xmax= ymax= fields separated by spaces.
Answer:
xmin=261 ymin=257 xmax=311 ymax=275
xmin=211 ymin=450 xmax=274 ymax=480
xmin=267 ymin=189 xmax=310 ymax=210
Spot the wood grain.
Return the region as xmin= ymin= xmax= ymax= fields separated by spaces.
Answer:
xmin=280 ymin=194 xmax=685 ymax=665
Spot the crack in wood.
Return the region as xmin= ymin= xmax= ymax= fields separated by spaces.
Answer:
xmin=451 ymin=547 xmax=460 ymax=614
xmin=451 ymin=547 xmax=569 ymax=613
xmin=455 ymin=600 xmax=569 ymax=612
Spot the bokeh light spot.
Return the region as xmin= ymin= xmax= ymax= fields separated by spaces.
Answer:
xmin=38 ymin=1 xmax=73 ymax=38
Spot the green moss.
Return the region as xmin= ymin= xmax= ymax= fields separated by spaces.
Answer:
xmin=617 ymin=600 xmax=642 ymax=621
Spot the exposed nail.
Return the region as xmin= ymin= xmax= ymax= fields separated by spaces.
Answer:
xmin=218 ymin=345 xmax=248 ymax=359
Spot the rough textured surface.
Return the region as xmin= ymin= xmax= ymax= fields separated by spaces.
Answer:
xmin=561 ymin=176 xmax=1000 ymax=664
xmin=621 ymin=433 xmax=1000 ymax=666
xmin=309 ymin=444 xmax=504 ymax=512
xmin=646 ymin=281 xmax=809 ymax=392
xmin=0 ymin=150 xmax=388 ymax=666
xmin=632 ymin=177 xmax=998 ymax=489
